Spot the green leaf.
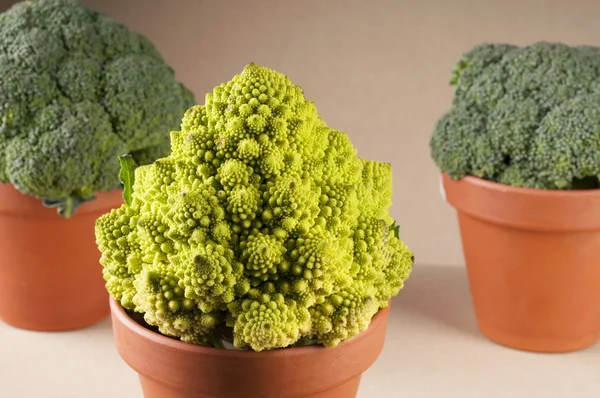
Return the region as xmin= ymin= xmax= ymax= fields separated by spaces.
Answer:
xmin=118 ymin=154 xmax=137 ymax=206
xmin=390 ymin=221 xmax=400 ymax=239
xmin=42 ymin=195 xmax=96 ymax=219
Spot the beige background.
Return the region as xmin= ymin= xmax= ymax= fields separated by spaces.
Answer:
xmin=3 ymin=0 xmax=600 ymax=265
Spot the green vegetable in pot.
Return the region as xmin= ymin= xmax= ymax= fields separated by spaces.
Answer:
xmin=0 ymin=0 xmax=195 ymax=217
xmin=430 ymin=41 xmax=600 ymax=190
xmin=95 ymin=63 xmax=414 ymax=352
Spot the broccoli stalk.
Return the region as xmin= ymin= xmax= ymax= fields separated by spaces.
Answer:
xmin=96 ymin=63 xmax=414 ymax=352
xmin=42 ymin=196 xmax=97 ymax=219
xmin=0 ymin=0 xmax=195 ymax=217
xmin=431 ymin=41 xmax=600 ymax=190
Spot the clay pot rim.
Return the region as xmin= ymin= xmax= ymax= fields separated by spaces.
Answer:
xmin=442 ymin=173 xmax=600 ymax=231
xmin=109 ymin=297 xmax=389 ymax=358
xmin=449 ymin=174 xmax=600 ymax=198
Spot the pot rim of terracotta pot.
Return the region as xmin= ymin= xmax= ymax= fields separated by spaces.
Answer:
xmin=109 ymin=297 xmax=389 ymax=358
xmin=109 ymin=297 xmax=391 ymax=396
xmin=441 ymin=173 xmax=600 ymax=231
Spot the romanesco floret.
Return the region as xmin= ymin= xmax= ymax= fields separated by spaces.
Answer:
xmin=0 ymin=0 xmax=194 ymax=216
xmin=431 ymin=41 xmax=600 ymax=189
xmin=96 ymin=63 xmax=413 ymax=351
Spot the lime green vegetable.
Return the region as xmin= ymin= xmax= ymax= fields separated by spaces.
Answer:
xmin=96 ymin=64 xmax=413 ymax=352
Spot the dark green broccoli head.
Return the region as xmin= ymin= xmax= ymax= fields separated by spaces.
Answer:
xmin=0 ymin=0 xmax=195 ymax=216
xmin=431 ymin=41 xmax=600 ymax=190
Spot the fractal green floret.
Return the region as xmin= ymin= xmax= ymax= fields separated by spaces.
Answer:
xmin=96 ymin=63 xmax=414 ymax=351
xmin=0 ymin=0 xmax=194 ymax=216
xmin=431 ymin=41 xmax=600 ymax=190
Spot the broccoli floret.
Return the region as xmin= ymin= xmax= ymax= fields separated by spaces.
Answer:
xmin=0 ymin=0 xmax=195 ymax=217
xmin=96 ymin=63 xmax=414 ymax=352
xmin=502 ymin=43 xmax=600 ymax=111
xmin=530 ymin=94 xmax=600 ymax=189
xmin=431 ymin=41 xmax=600 ymax=189
xmin=450 ymin=43 xmax=516 ymax=106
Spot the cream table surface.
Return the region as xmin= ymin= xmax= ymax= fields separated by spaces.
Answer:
xmin=1 ymin=263 xmax=599 ymax=398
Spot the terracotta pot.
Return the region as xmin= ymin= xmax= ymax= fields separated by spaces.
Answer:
xmin=0 ymin=184 xmax=123 ymax=331
xmin=110 ymin=297 xmax=391 ymax=398
xmin=442 ymin=174 xmax=600 ymax=353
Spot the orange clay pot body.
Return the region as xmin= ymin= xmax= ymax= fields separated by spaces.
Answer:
xmin=110 ymin=298 xmax=390 ymax=398
xmin=0 ymin=183 xmax=123 ymax=331
xmin=442 ymin=174 xmax=600 ymax=353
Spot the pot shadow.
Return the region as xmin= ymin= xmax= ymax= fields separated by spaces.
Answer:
xmin=393 ymin=263 xmax=482 ymax=337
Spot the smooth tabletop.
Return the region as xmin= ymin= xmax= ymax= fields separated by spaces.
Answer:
xmin=1 ymin=263 xmax=599 ymax=398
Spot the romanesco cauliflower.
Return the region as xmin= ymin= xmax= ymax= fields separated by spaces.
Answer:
xmin=96 ymin=63 xmax=413 ymax=351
